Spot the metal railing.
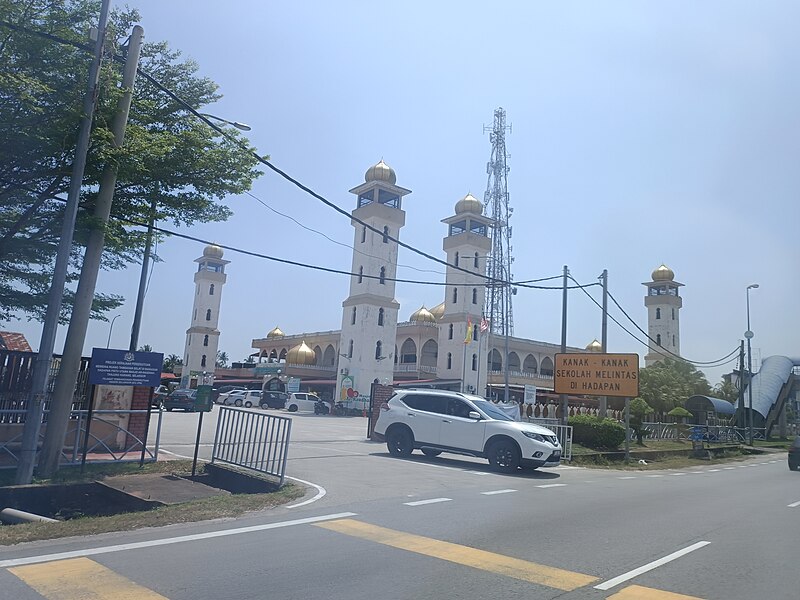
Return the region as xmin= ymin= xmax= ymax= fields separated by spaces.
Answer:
xmin=525 ymin=418 xmax=573 ymax=461
xmin=638 ymin=422 xmax=767 ymax=443
xmin=212 ymin=406 xmax=292 ymax=485
xmin=0 ymin=408 xmax=162 ymax=468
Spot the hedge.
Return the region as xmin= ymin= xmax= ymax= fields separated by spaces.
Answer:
xmin=568 ymin=414 xmax=626 ymax=449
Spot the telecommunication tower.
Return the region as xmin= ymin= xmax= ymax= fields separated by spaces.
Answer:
xmin=483 ymin=107 xmax=514 ymax=337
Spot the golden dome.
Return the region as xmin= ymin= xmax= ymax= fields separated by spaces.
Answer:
xmin=454 ymin=193 xmax=483 ymax=215
xmin=652 ymin=264 xmax=675 ymax=281
xmin=409 ymin=306 xmax=435 ymax=323
xmin=286 ymin=341 xmax=316 ymax=365
xmin=203 ymin=244 xmax=224 ymax=259
xmin=266 ymin=326 xmax=285 ymax=339
xmin=430 ymin=302 xmax=445 ymax=320
xmin=585 ymin=339 xmax=603 ymax=353
xmin=364 ymin=159 xmax=397 ymax=185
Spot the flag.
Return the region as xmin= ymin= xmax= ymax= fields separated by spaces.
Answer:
xmin=464 ymin=318 xmax=473 ymax=344
xmin=479 ymin=316 xmax=489 ymax=333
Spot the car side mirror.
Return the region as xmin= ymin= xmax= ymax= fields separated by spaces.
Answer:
xmin=468 ymin=411 xmax=482 ymax=420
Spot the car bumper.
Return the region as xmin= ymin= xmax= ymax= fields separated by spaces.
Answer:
xmin=520 ymin=448 xmax=561 ymax=468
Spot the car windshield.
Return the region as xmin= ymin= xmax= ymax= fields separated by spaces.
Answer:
xmin=472 ymin=400 xmax=514 ymax=421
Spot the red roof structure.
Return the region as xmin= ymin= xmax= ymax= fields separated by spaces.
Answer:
xmin=0 ymin=331 xmax=32 ymax=352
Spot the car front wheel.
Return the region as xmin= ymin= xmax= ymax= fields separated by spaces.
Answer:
xmin=288 ymin=404 xmax=298 ymax=412
xmin=386 ymin=427 xmax=414 ymax=457
xmin=487 ymin=439 xmax=520 ymax=473
xmin=234 ymin=399 xmax=243 ymax=407
xmin=244 ymin=401 xmax=253 ymax=408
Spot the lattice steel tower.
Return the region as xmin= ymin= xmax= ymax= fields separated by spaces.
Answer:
xmin=483 ymin=107 xmax=514 ymax=337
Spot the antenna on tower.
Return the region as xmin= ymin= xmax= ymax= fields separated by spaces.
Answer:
xmin=483 ymin=107 xmax=514 ymax=339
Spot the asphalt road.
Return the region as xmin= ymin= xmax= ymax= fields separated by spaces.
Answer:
xmin=1 ymin=408 xmax=797 ymax=600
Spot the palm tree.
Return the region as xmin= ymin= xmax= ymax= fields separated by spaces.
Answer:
xmin=163 ymin=354 xmax=183 ymax=373
xmin=215 ymin=350 xmax=229 ymax=368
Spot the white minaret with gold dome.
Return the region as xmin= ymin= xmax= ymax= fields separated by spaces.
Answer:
xmin=437 ymin=193 xmax=492 ymax=393
xmin=181 ymin=244 xmax=229 ymax=387
xmin=643 ymin=264 xmax=682 ymax=367
xmin=337 ymin=160 xmax=411 ymax=400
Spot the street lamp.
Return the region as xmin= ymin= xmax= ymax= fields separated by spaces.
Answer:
xmin=198 ymin=113 xmax=251 ymax=131
xmin=745 ymin=283 xmax=759 ymax=445
xmin=106 ymin=314 xmax=121 ymax=348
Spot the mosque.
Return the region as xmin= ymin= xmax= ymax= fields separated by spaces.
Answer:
xmin=234 ymin=160 xmax=684 ymax=404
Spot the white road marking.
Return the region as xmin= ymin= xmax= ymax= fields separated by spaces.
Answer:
xmin=404 ymin=498 xmax=452 ymax=506
xmin=0 ymin=512 xmax=358 ymax=569
xmin=670 ymin=473 xmax=686 ymax=476
xmin=618 ymin=476 xmax=636 ymax=480
xmin=768 ymin=460 xmax=777 ymax=464
xmin=646 ymin=475 xmax=663 ymax=478
xmin=707 ymin=469 xmax=721 ymax=472
xmin=285 ymin=476 xmax=327 ymax=508
xmin=594 ymin=541 xmax=711 ymax=591
xmin=465 ymin=471 xmax=493 ymax=476
xmin=481 ymin=489 xmax=517 ymax=495
xmin=537 ymin=483 xmax=567 ymax=488
xmin=787 ymin=500 xmax=800 ymax=508
xmin=723 ymin=467 xmax=736 ymax=470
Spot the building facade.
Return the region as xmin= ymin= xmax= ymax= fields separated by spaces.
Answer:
xmin=643 ymin=264 xmax=682 ymax=367
xmin=181 ymin=245 xmax=229 ymax=388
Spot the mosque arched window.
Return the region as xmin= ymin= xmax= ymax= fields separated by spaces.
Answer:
xmin=656 ymin=308 xmax=661 ymax=320
xmin=361 ymin=226 xmax=366 ymax=243
xmin=472 ymin=288 xmax=477 ymax=304
xmin=203 ymin=335 xmax=209 ymax=347
xmin=383 ymin=226 xmax=389 ymax=244
xmin=209 ymin=284 xmax=215 ymax=295
xmin=378 ymin=308 xmax=384 ymax=326
xmin=205 ymin=309 xmax=211 ymax=321
xmin=375 ymin=341 xmax=382 ymax=360
xmin=201 ymin=355 xmax=207 ymax=367
xmin=358 ymin=266 xmax=363 ymax=284
xmin=656 ymin=334 xmax=662 ymax=346
xmin=379 ymin=267 xmax=386 ymax=285
xmin=351 ymin=307 xmax=357 ymax=325
xmin=672 ymin=308 xmax=675 ymax=320
xmin=474 ymin=252 xmax=479 ymax=268
xmin=452 ymin=288 xmax=458 ymax=303
xmin=447 ymin=353 xmax=452 ymax=369
xmin=448 ymin=324 xmax=454 ymax=340
xmin=454 ymin=252 xmax=459 ymax=266
xmin=472 ymin=354 xmax=477 ymax=371
xmin=348 ymin=340 xmax=354 ymax=358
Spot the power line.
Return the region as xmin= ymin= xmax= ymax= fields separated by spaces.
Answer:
xmin=568 ymin=275 xmax=739 ymax=367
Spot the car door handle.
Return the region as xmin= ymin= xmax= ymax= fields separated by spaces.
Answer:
xmin=407 ymin=413 xmax=415 ymax=417
xmin=442 ymin=419 xmax=451 ymax=423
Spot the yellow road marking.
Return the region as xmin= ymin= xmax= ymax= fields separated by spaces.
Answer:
xmin=9 ymin=557 xmax=169 ymax=600
xmin=607 ymin=584 xmax=706 ymax=600
xmin=315 ymin=518 xmax=597 ymax=591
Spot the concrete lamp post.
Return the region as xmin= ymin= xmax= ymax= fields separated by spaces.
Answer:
xmin=745 ymin=283 xmax=759 ymax=445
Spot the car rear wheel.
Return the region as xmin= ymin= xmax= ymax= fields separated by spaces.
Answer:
xmin=234 ymin=399 xmax=243 ymax=407
xmin=244 ymin=401 xmax=253 ymax=408
xmin=260 ymin=402 xmax=269 ymax=410
xmin=789 ymin=461 xmax=799 ymax=471
xmin=421 ymin=448 xmax=442 ymax=457
xmin=288 ymin=404 xmax=298 ymax=412
xmin=386 ymin=426 xmax=414 ymax=457
xmin=487 ymin=439 xmax=520 ymax=473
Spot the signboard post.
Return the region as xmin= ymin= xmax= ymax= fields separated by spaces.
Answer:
xmin=86 ymin=349 xmax=163 ymax=471
xmin=554 ymin=353 xmax=639 ymax=463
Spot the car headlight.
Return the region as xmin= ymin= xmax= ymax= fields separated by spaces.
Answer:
xmin=522 ymin=431 xmax=545 ymax=442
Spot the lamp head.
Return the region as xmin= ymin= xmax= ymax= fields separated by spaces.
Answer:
xmin=747 ymin=283 xmax=759 ymax=290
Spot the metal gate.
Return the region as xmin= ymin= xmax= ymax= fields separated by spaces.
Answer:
xmin=525 ymin=417 xmax=573 ymax=461
xmin=211 ymin=406 xmax=292 ymax=485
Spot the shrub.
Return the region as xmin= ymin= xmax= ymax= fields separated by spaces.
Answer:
xmin=569 ymin=414 xmax=626 ymax=449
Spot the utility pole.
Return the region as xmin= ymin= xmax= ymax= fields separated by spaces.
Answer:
xmin=599 ymin=269 xmax=608 ymax=418
xmin=38 ymin=25 xmax=145 ymax=478
xmin=15 ymin=0 xmax=112 ymax=485
xmin=737 ymin=340 xmax=745 ymax=431
xmin=560 ymin=265 xmax=569 ymax=425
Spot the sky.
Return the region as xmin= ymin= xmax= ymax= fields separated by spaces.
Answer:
xmin=8 ymin=1 xmax=800 ymax=384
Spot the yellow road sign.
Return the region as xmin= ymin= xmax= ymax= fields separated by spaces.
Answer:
xmin=554 ymin=353 xmax=639 ymax=398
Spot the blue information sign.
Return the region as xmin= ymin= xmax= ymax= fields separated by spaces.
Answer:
xmin=89 ymin=348 xmax=164 ymax=387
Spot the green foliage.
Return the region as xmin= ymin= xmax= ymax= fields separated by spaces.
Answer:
xmin=713 ymin=379 xmax=739 ymax=404
xmin=0 ymin=0 xmax=261 ymax=323
xmin=629 ymin=397 xmax=654 ymax=445
xmin=162 ymin=353 xmax=182 ymax=373
xmin=568 ymin=414 xmax=626 ymax=449
xmin=215 ymin=350 xmax=228 ymax=368
xmin=637 ymin=359 xmax=712 ymax=417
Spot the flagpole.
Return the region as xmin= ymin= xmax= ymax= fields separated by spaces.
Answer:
xmin=461 ymin=339 xmax=467 ymax=393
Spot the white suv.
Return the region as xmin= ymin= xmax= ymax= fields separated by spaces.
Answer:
xmin=373 ymin=389 xmax=561 ymax=472
xmin=285 ymin=392 xmax=330 ymax=412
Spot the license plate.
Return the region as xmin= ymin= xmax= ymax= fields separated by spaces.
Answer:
xmin=552 ymin=451 xmax=561 ymax=458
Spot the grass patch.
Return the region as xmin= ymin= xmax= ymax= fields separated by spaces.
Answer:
xmin=569 ymin=441 xmax=758 ymax=471
xmin=0 ymin=460 xmax=199 ymax=487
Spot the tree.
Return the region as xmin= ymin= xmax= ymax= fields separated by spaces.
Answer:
xmin=0 ymin=0 xmax=261 ymax=324
xmin=629 ymin=397 xmax=654 ymax=446
xmin=215 ymin=350 xmax=228 ymax=368
xmin=137 ymin=344 xmax=153 ymax=352
xmin=638 ymin=358 xmax=711 ymax=418
xmin=163 ymin=353 xmax=182 ymax=373
xmin=713 ymin=379 xmax=739 ymax=404
xmin=243 ymin=355 xmax=255 ymax=364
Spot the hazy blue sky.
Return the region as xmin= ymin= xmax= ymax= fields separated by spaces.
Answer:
xmin=11 ymin=1 xmax=800 ymax=383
